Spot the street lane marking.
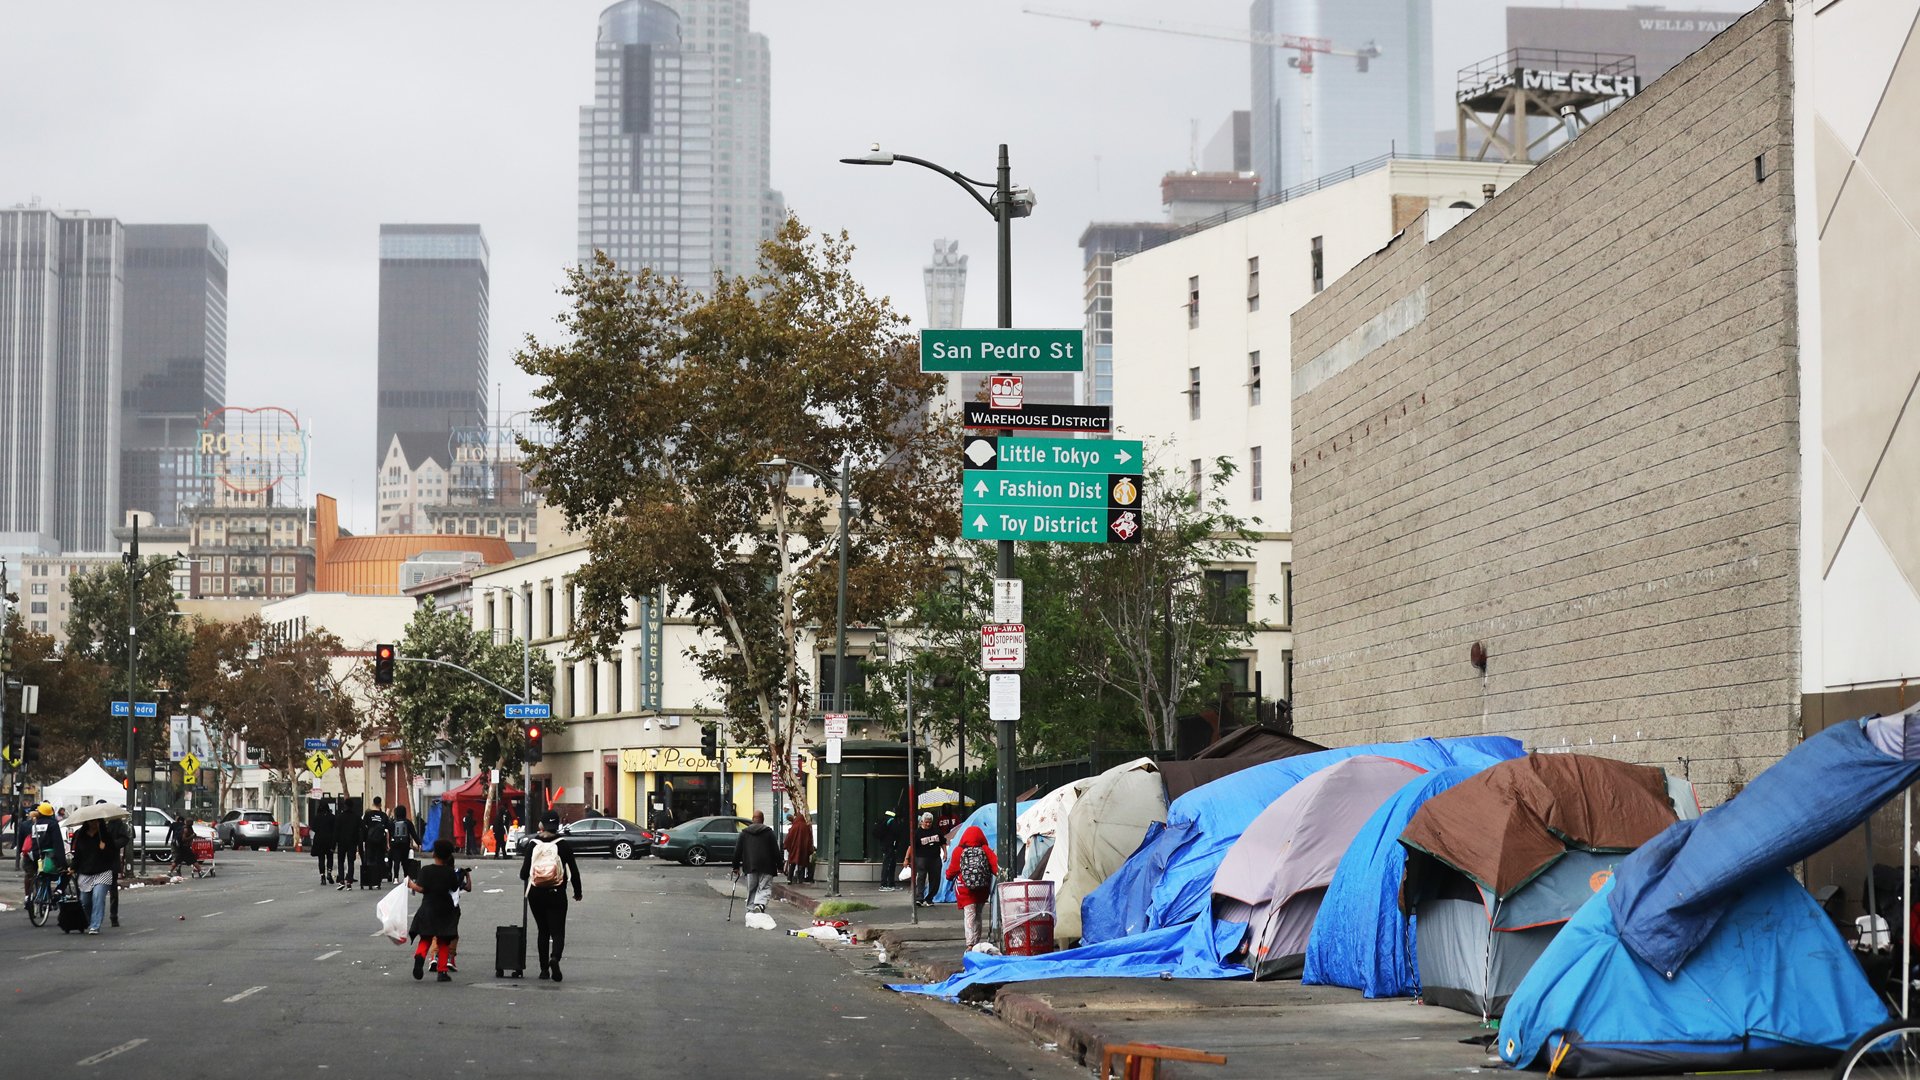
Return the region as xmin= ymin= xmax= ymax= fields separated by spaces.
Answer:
xmin=316 ymin=950 xmax=341 ymax=961
xmin=201 ymin=911 xmax=224 ymax=918
xmin=128 ymin=928 xmax=156 ymax=936
xmin=77 ymin=1039 xmax=146 ymax=1066
xmin=223 ymin=985 xmax=267 ymax=1003
xmin=21 ymin=950 xmax=61 ymax=960
xmin=254 ymin=898 xmax=276 ymax=904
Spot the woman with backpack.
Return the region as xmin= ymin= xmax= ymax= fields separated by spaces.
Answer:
xmin=944 ymin=825 xmax=999 ymax=950
xmin=518 ymin=812 xmax=582 ymax=981
xmin=388 ymin=805 xmax=414 ymax=881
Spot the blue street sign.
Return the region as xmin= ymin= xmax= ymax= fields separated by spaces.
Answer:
xmin=112 ymin=701 xmax=128 ymax=717
xmin=303 ymin=738 xmax=328 ymax=750
xmin=111 ymin=702 xmax=158 ymax=717
xmin=104 ymin=759 xmax=126 ymax=768
xmin=504 ymin=703 xmax=551 ymax=720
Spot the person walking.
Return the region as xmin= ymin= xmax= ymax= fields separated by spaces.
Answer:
xmin=518 ymin=812 xmax=582 ymax=981
xmin=388 ymin=805 xmax=414 ymax=880
xmin=874 ymin=810 xmax=905 ymax=892
xmin=782 ymin=811 xmax=814 ymax=886
xmin=335 ymin=800 xmax=361 ymax=891
xmin=945 ymin=824 xmax=1000 ymax=950
xmin=731 ymin=810 xmax=781 ymax=915
xmin=165 ymin=813 xmax=194 ymax=878
xmin=912 ymin=811 xmax=943 ymax=907
xmin=102 ymin=801 xmax=130 ymax=927
xmin=69 ymin=817 xmax=117 ymax=935
xmin=20 ymin=803 xmax=65 ymax=904
xmin=460 ymin=808 xmax=478 ymax=858
xmin=408 ymin=839 xmax=470 ymax=983
xmin=490 ymin=806 xmax=508 ymax=861
xmin=361 ymin=798 xmax=391 ymax=890
xmin=310 ymin=798 xmax=337 ymax=885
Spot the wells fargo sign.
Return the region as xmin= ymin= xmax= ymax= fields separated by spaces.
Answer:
xmin=195 ymin=406 xmax=308 ymax=494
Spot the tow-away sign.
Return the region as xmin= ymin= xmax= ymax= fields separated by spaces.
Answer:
xmin=980 ymin=623 xmax=1026 ymax=672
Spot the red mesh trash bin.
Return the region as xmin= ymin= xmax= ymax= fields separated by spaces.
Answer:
xmin=999 ymin=880 xmax=1057 ymax=956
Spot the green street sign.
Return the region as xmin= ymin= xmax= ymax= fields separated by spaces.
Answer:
xmin=920 ymin=329 xmax=1084 ymax=372
xmin=961 ymin=435 xmax=1142 ymax=473
xmin=963 ymin=506 xmax=1142 ymax=544
xmin=965 ymin=469 xmax=1139 ymax=509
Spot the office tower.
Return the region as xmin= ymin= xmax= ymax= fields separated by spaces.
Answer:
xmin=924 ymin=239 xmax=967 ymax=331
xmin=121 ymin=224 xmax=227 ymax=526
xmin=1079 ymin=223 xmax=1179 ymax=408
xmin=578 ymin=0 xmax=783 ymax=291
xmin=374 ymin=224 xmax=489 ymax=476
xmin=1251 ymin=0 xmax=1434 ymax=194
xmin=0 ymin=207 xmax=124 ymax=553
xmin=1506 ymin=7 xmax=1739 ymax=82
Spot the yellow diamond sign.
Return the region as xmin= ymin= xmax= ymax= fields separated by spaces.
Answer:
xmin=305 ymin=750 xmax=332 ymax=778
xmin=179 ymin=752 xmax=202 ymax=774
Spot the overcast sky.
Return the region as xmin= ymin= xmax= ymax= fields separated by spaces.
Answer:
xmin=1 ymin=1 xmax=1749 ymax=534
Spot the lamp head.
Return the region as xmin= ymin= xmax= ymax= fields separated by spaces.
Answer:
xmin=839 ymin=143 xmax=895 ymax=166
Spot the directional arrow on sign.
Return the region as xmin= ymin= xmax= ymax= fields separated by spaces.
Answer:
xmin=972 ymin=514 xmax=989 ymax=532
xmin=972 ymin=479 xmax=989 ymax=497
xmin=1113 ymin=447 xmax=1133 ymax=465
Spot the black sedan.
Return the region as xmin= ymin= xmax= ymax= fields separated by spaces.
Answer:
xmin=517 ymin=816 xmax=654 ymax=860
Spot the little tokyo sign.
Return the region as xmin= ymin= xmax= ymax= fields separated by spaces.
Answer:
xmin=961 ymin=436 xmax=1144 ymax=544
xmin=920 ymin=329 xmax=1083 ymax=373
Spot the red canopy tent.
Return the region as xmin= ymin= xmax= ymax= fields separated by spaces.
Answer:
xmin=440 ymin=774 xmax=525 ymax=851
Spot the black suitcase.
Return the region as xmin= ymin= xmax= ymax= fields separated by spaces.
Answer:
xmin=58 ymin=898 xmax=87 ymax=934
xmin=494 ymin=923 xmax=525 ymax=979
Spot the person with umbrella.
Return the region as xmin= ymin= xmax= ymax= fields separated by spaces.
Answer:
xmin=68 ymin=809 xmax=120 ymax=934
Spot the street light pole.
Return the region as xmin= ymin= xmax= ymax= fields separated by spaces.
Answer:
xmin=827 ymin=451 xmax=851 ymax=898
xmin=124 ymin=519 xmax=139 ymax=857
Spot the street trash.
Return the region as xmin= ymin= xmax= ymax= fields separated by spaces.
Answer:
xmin=968 ymin=941 xmax=1000 ymax=955
xmin=788 ymin=925 xmax=846 ymax=941
xmin=744 ymin=911 xmax=776 ymax=930
xmin=373 ymin=883 xmax=410 ymax=944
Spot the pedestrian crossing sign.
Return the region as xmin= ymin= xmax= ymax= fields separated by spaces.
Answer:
xmin=305 ymin=750 xmax=333 ymax=777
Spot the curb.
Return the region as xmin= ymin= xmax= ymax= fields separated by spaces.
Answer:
xmin=772 ymin=882 xmax=819 ymax=914
xmin=995 ymin=990 xmax=1108 ymax=1071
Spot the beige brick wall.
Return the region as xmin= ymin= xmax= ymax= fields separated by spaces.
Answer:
xmin=1287 ymin=1 xmax=1799 ymax=806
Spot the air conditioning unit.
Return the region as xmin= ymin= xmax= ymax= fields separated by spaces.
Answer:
xmin=658 ymin=715 xmax=681 ymax=729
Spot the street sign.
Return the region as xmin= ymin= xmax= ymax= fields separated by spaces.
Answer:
xmin=504 ymin=703 xmax=552 ymax=720
xmin=771 ymin=771 xmax=786 ymax=793
xmin=110 ymin=701 xmax=159 ymax=718
xmin=962 ymin=401 xmax=1114 ymax=434
xmin=246 ymin=746 xmax=264 ymax=761
xmin=179 ymin=752 xmax=202 ymax=774
xmin=980 ymin=623 xmax=1026 ymax=672
xmin=19 ymin=685 xmax=38 ymax=714
xmin=989 ymin=673 xmax=1021 ymax=722
xmin=182 ymin=766 xmax=198 ymax=786
xmin=919 ymin=328 xmax=1083 ymax=373
xmin=823 ymin=713 xmax=849 ymax=739
xmin=104 ymin=758 xmax=126 ymax=769
xmin=963 ymin=506 xmax=1144 ymax=545
xmin=961 ymin=435 xmax=1145 ymax=545
xmin=306 ymin=750 xmax=333 ymax=777
xmin=964 ymin=469 xmax=1140 ymax=509
xmin=303 ymin=738 xmax=329 ymax=751
xmin=989 ymin=374 xmax=1023 ymax=409
xmin=961 ymin=435 xmax=1140 ymax=473
xmin=994 ymin=578 xmax=1023 ymax=623
xmin=825 ymin=736 xmax=843 ymax=764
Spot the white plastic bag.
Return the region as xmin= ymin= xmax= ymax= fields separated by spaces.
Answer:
xmin=374 ymin=883 xmax=410 ymax=945
xmin=744 ymin=911 xmax=777 ymax=931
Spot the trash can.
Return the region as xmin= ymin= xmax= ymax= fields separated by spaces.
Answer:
xmin=999 ymin=879 xmax=1056 ymax=956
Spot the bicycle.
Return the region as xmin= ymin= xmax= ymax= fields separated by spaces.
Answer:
xmin=23 ymin=869 xmax=73 ymax=928
xmin=1832 ymin=1017 xmax=1920 ymax=1080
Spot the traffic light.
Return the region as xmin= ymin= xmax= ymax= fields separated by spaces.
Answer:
xmin=373 ymin=643 xmax=396 ymax=686
xmin=524 ymin=722 xmax=543 ymax=764
xmin=700 ymin=724 xmax=717 ymax=758
xmin=21 ymin=722 xmax=41 ymax=766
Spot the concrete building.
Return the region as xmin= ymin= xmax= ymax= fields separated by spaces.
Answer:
xmin=924 ymin=239 xmax=966 ymax=331
xmin=15 ymin=552 xmax=121 ymax=642
xmin=1203 ymin=111 xmax=1253 ymax=174
xmin=374 ymin=224 xmax=488 ymax=472
xmin=120 ymin=224 xmax=226 ymax=527
xmin=1251 ymin=0 xmax=1434 ymax=194
xmin=1287 ymin=1 xmax=1920 ymax=812
xmin=313 ymin=494 xmax=512 ymax=596
xmin=1080 ymin=223 xmax=1179 ymax=409
xmin=0 ymin=207 xmax=124 ymax=553
xmin=184 ymin=501 xmax=315 ymax=602
xmin=1507 ymin=5 xmax=1745 ymax=81
xmin=1108 ymin=157 xmax=1531 ymax=706
xmin=578 ymin=0 xmax=783 ymax=291
xmin=376 ymin=432 xmax=449 ymax=535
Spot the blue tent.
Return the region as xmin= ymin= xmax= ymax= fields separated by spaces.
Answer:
xmin=1300 ymin=765 xmax=1483 ymax=998
xmin=1498 ymin=873 xmax=1885 ymax=1076
xmin=933 ymin=800 xmax=1035 ymax=904
xmin=420 ymin=802 xmax=444 ymax=851
xmin=1080 ymin=736 xmax=1524 ymax=944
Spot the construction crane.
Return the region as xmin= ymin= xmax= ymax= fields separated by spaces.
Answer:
xmin=1023 ymin=6 xmax=1381 ymax=182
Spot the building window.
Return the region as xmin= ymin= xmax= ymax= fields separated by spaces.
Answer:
xmin=1189 ymin=458 xmax=1204 ymax=499
xmin=1250 ymin=446 xmax=1263 ymax=502
xmin=1246 ymin=256 xmax=1260 ymax=311
xmin=1282 ymin=649 xmax=1294 ymax=701
xmin=1310 ymin=236 xmax=1324 ymax=294
xmin=1203 ymin=569 xmax=1249 ymax=624
xmin=1188 ymin=367 xmax=1201 ymax=420
xmin=1248 ymin=351 xmax=1261 ymax=406
xmin=1187 ymin=275 xmax=1200 ymax=328
xmin=30 ymin=583 xmax=46 ymax=595
xmin=1282 ymin=563 xmax=1293 ymax=626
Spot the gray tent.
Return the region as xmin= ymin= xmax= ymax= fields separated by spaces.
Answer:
xmin=1213 ymin=754 xmax=1429 ymax=979
xmin=1054 ymin=757 xmax=1165 ymax=944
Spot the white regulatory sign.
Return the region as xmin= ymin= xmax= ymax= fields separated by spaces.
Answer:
xmin=989 ymin=673 xmax=1021 ymax=721
xmin=980 ymin=622 xmax=1026 ymax=672
xmin=994 ymin=578 xmax=1023 ymax=622
xmin=825 ymin=736 xmax=843 ymax=764
xmin=824 ymin=713 xmax=849 ymax=739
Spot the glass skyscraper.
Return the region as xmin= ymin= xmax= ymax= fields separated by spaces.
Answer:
xmin=1251 ymin=0 xmax=1434 ymax=194
xmin=121 ymin=224 xmax=227 ymax=526
xmin=578 ymin=0 xmax=783 ymax=290
xmin=374 ymin=224 xmax=489 ymax=472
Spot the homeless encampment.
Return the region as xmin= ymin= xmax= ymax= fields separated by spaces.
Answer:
xmin=934 ymin=800 xmax=1035 ymax=904
xmin=1016 ymin=777 xmax=1092 ymax=880
xmin=1158 ymin=725 xmax=1328 ymax=802
xmin=1398 ymin=754 xmax=1682 ymax=1019
xmin=1498 ymin=707 xmax=1920 ymax=1076
xmin=1053 ymin=757 xmax=1165 ymax=943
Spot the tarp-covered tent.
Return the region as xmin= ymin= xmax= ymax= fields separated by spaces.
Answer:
xmin=1211 ymin=754 xmax=1428 ymax=979
xmin=44 ymin=758 xmax=127 ymax=811
xmin=934 ymin=799 xmax=1036 ymax=904
xmin=1017 ymin=777 xmax=1092 ymax=880
xmin=1054 ymin=757 xmax=1165 ymax=943
xmin=1081 ymin=735 xmax=1525 ymax=945
xmin=1499 ymin=709 xmax=1920 ymax=1076
xmin=440 ymin=775 xmax=524 ymax=852
xmin=1159 ymin=726 xmax=1328 ymax=802
xmin=1399 ymin=754 xmax=1681 ymax=1019
xmin=1301 ymin=764 xmax=1485 ymax=997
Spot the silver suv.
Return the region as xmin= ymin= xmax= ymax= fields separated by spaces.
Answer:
xmin=217 ymin=809 xmax=280 ymax=851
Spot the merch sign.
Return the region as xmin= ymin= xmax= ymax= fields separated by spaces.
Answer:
xmin=1458 ymin=67 xmax=1640 ymax=103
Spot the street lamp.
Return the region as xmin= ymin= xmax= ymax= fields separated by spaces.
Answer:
xmin=840 ymin=142 xmax=1034 ymax=883
xmin=758 ymin=451 xmax=852 ymax=897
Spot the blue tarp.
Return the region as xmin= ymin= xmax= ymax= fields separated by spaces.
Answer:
xmin=1080 ymin=736 xmax=1525 ymax=944
xmin=891 ymin=911 xmax=1252 ymax=1001
xmin=1301 ymin=765 xmax=1483 ymax=997
xmin=420 ymin=803 xmax=444 ymax=851
xmin=1498 ymin=872 xmax=1885 ymax=1075
xmin=1612 ymin=710 xmax=1920 ymax=978
xmin=934 ymin=801 xmax=1036 ymax=904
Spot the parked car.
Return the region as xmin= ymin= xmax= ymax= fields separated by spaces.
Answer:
xmin=512 ymin=816 xmax=654 ymax=860
xmin=653 ymin=816 xmax=748 ymax=866
xmin=90 ymin=808 xmax=211 ymax=859
xmin=216 ymin=808 xmax=281 ymax=850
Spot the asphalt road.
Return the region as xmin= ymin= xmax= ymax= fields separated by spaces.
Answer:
xmin=0 ymin=849 xmax=1076 ymax=1080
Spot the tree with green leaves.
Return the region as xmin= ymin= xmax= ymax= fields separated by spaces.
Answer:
xmin=1 ymin=613 xmax=118 ymax=779
xmin=519 ymin=219 xmax=957 ymax=813
xmin=65 ymin=556 xmax=192 ymax=707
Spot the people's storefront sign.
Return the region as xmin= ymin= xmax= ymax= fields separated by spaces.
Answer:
xmin=621 ymin=745 xmax=792 ymax=774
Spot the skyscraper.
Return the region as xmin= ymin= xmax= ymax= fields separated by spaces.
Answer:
xmin=924 ymin=239 xmax=967 ymax=331
xmin=578 ymin=0 xmax=783 ymax=290
xmin=121 ymin=224 xmax=227 ymax=526
xmin=0 ymin=207 xmax=124 ymax=553
xmin=374 ymin=224 xmax=489 ymax=475
xmin=1251 ymin=0 xmax=1434 ymax=194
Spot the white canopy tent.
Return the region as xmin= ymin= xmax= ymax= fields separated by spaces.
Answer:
xmin=43 ymin=758 xmax=126 ymax=812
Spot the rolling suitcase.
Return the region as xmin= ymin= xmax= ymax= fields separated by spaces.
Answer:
xmin=58 ymin=897 xmax=88 ymax=933
xmin=495 ymin=923 xmax=526 ymax=979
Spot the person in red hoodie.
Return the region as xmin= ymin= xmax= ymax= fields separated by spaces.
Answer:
xmin=944 ymin=825 xmax=1000 ymax=949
